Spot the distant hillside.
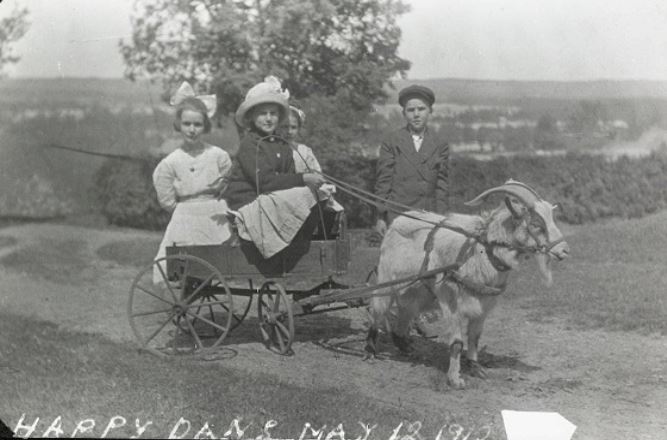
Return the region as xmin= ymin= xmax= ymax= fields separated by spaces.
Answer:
xmin=388 ymin=78 xmax=667 ymax=103
xmin=0 ymin=78 xmax=163 ymax=106
xmin=3 ymin=77 xmax=667 ymax=107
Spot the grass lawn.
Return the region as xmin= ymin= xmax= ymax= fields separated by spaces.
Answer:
xmin=508 ymin=211 xmax=667 ymax=334
xmin=0 ymin=312 xmax=462 ymax=439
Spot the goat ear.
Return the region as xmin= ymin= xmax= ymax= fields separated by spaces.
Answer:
xmin=505 ymin=196 xmax=527 ymax=219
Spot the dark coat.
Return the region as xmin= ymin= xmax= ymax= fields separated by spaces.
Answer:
xmin=374 ymin=126 xmax=450 ymax=223
xmin=225 ymin=129 xmax=305 ymax=210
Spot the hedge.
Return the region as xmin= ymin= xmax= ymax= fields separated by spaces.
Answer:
xmin=94 ymin=151 xmax=667 ymax=230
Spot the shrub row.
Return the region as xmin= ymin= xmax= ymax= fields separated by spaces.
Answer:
xmin=0 ymin=173 xmax=76 ymax=219
xmin=94 ymin=151 xmax=667 ymax=230
xmin=94 ymin=157 xmax=170 ymax=230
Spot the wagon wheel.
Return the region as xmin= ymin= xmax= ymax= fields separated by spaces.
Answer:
xmin=128 ymin=254 xmax=234 ymax=357
xmin=257 ymin=281 xmax=294 ymax=355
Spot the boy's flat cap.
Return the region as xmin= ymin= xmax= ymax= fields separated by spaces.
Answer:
xmin=398 ymin=85 xmax=435 ymax=107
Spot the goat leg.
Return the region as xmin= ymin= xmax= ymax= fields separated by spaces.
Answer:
xmin=363 ymin=327 xmax=379 ymax=359
xmin=447 ymin=339 xmax=465 ymax=389
xmin=466 ymin=318 xmax=488 ymax=379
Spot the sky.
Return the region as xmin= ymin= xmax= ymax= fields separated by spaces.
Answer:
xmin=1 ymin=0 xmax=667 ymax=81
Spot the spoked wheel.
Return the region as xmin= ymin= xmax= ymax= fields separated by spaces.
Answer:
xmin=128 ymin=254 xmax=234 ymax=357
xmin=257 ymin=281 xmax=294 ymax=355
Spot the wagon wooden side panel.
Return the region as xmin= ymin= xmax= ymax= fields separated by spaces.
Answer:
xmin=165 ymin=236 xmax=350 ymax=289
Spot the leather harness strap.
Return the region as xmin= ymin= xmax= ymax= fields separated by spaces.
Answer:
xmin=417 ymin=220 xmax=508 ymax=297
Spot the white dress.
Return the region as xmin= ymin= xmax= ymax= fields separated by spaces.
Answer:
xmin=152 ymin=145 xmax=233 ymax=283
xmin=291 ymin=143 xmax=321 ymax=173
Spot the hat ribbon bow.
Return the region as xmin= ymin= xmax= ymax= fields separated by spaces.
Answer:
xmin=170 ymin=81 xmax=217 ymax=118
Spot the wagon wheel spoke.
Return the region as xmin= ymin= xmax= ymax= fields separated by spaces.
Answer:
xmin=273 ymin=292 xmax=281 ymax=312
xmin=183 ymin=314 xmax=204 ymax=349
xmin=155 ymin=262 xmax=178 ymax=302
xmin=220 ymin=303 xmax=242 ymax=325
xmin=259 ymin=299 xmax=272 ymax=318
xmin=275 ymin=320 xmax=290 ymax=340
xmin=134 ymin=284 xmax=174 ymax=307
xmin=193 ymin=296 xmax=205 ymax=315
xmin=184 ymin=309 xmax=228 ymax=334
xmin=179 ymin=258 xmax=191 ymax=299
xmin=274 ymin=327 xmax=286 ymax=353
xmin=182 ymin=272 xmax=216 ymax=304
xmin=259 ymin=321 xmax=270 ymax=336
xmin=145 ymin=312 xmax=178 ymax=346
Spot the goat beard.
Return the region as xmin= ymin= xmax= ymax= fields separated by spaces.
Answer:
xmin=535 ymin=253 xmax=553 ymax=287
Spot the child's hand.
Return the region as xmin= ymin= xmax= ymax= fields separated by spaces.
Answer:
xmin=303 ymin=173 xmax=326 ymax=188
xmin=207 ymin=176 xmax=228 ymax=198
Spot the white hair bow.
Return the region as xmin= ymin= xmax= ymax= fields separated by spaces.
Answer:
xmin=290 ymin=105 xmax=306 ymax=125
xmin=170 ymin=81 xmax=217 ymax=118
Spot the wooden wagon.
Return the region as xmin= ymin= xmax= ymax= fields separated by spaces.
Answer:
xmin=128 ymin=215 xmax=385 ymax=356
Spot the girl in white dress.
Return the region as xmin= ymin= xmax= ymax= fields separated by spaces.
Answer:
xmin=152 ymin=82 xmax=233 ymax=283
xmin=286 ymin=105 xmax=321 ymax=173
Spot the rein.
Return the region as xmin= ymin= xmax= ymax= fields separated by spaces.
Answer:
xmin=315 ymin=167 xmax=562 ymax=257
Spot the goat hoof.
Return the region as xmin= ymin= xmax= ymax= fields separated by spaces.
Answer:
xmin=447 ymin=376 xmax=466 ymax=389
xmin=467 ymin=360 xmax=488 ymax=379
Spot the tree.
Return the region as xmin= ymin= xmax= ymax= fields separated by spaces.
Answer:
xmin=567 ymin=100 xmax=607 ymax=134
xmin=0 ymin=6 xmax=29 ymax=74
xmin=120 ymin=0 xmax=411 ymax=117
xmin=534 ymin=113 xmax=564 ymax=150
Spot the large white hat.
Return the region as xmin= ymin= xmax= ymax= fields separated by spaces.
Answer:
xmin=234 ymin=76 xmax=290 ymax=128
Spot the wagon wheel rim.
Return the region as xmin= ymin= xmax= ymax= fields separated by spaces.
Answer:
xmin=228 ymin=293 xmax=253 ymax=331
xmin=257 ymin=281 xmax=294 ymax=355
xmin=128 ymin=254 xmax=234 ymax=357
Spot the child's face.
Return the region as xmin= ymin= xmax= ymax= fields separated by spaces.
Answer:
xmin=179 ymin=109 xmax=206 ymax=146
xmin=251 ymin=103 xmax=281 ymax=135
xmin=287 ymin=114 xmax=300 ymax=140
xmin=402 ymin=97 xmax=431 ymax=132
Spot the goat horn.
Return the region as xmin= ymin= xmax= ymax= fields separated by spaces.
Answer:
xmin=464 ymin=179 xmax=542 ymax=208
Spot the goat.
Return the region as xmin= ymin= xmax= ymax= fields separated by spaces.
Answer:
xmin=365 ymin=180 xmax=570 ymax=389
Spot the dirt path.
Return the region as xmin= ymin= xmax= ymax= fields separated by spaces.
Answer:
xmin=0 ymin=223 xmax=665 ymax=439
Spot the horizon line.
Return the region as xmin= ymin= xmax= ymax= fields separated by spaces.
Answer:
xmin=4 ymin=75 xmax=667 ymax=84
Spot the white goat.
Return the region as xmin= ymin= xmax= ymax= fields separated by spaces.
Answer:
xmin=365 ymin=180 xmax=570 ymax=388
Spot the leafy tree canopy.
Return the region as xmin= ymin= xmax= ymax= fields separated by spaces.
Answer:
xmin=120 ymin=0 xmax=411 ymax=117
xmin=0 ymin=6 xmax=29 ymax=74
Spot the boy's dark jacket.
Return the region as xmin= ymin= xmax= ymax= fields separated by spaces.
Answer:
xmin=374 ymin=126 xmax=450 ymax=222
